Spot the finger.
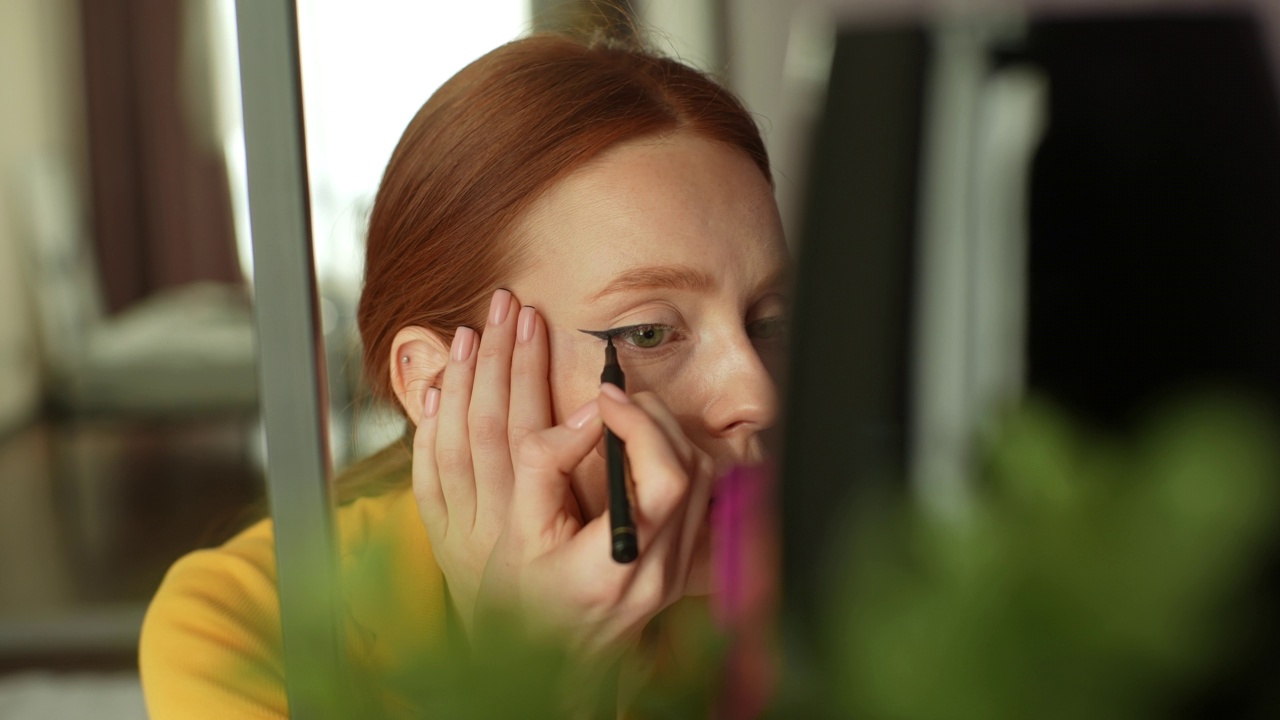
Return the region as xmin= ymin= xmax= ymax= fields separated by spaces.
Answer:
xmin=411 ymin=386 xmax=447 ymax=533
xmin=509 ymin=305 xmax=553 ymax=456
xmin=556 ymin=509 xmax=639 ymax=594
xmin=627 ymin=391 xmax=696 ymax=471
xmin=616 ymin=453 xmax=712 ymax=614
xmin=469 ymin=289 xmax=521 ymax=522
xmin=597 ymin=384 xmax=690 ymax=524
xmin=594 ymin=390 xmax=693 ymax=472
xmin=436 ymin=325 xmax=479 ymax=528
xmin=558 ymin=495 xmax=682 ymax=611
xmin=676 ymin=450 xmax=716 ymax=578
xmin=510 ymin=400 xmax=603 ymax=543
xmin=626 ymin=507 xmax=688 ymax=611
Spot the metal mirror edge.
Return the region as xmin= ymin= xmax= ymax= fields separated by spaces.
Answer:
xmin=233 ymin=1 xmax=345 ymax=717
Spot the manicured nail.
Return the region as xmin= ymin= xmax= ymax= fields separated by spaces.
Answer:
xmin=423 ymin=387 xmax=441 ymax=419
xmin=566 ymin=399 xmax=599 ymax=429
xmin=600 ymin=382 xmax=629 ymax=403
xmin=489 ymin=289 xmax=512 ymax=325
xmin=451 ymin=326 xmax=476 ymax=362
xmin=517 ymin=306 xmax=536 ymax=344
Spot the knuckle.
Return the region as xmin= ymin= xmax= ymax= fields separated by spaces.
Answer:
xmin=510 ymin=350 xmax=542 ymax=375
xmin=469 ymin=413 xmax=508 ymax=447
xmin=649 ymin=469 xmax=689 ymax=509
xmin=435 ymin=446 xmax=472 ymax=475
xmin=515 ymin=433 xmax=555 ymax=469
xmin=630 ymin=579 xmax=663 ymax=612
xmin=474 ymin=520 xmax=503 ymax=546
xmin=577 ymin=578 xmax=625 ymax=608
xmin=508 ymin=426 xmax=533 ymax=452
xmin=509 ymin=361 xmax=533 ymax=381
xmin=477 ymin=340 xmax=507 ymax=363
xmin=629 ymin=390 xmax=661 ymax=407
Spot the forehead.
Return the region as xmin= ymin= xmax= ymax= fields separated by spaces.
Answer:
xmin=513 ymin=134 xmax=786 ymax=289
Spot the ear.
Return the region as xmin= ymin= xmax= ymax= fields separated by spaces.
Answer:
xmin=389 ymin=325 xmax=450 ymax=425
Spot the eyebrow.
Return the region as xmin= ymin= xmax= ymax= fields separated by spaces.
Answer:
xmin=586 ymin=256 xmax=793 ymax=304
xmin=587 ymin=264 xmax=717 ymax=302
xmin=754 ymin=259 xmax=792 ymax=297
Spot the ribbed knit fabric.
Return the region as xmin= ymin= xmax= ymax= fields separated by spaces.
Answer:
xmin=139 ymin=487 xmax=445 ymax=719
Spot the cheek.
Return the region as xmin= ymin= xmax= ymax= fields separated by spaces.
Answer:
xmin=547 ymin=339 xmax=612 ymax=519
xmin=547 ymin=337 xmax=599 ymax=421
xmin=619 ymin=354 xmax=709 ymax=436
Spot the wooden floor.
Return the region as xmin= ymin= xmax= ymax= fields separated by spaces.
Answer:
xmin=0 ymin=414 xmax=264 ymax=672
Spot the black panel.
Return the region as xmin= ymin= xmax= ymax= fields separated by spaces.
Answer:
xmin=1026 ymin=12 xmax=1280 ymax=427
xmin=781 ymin=26 xmax=927 ymax=641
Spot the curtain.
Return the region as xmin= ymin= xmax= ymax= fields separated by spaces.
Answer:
xmin=79 ymin=0 xmax=241 ymax=315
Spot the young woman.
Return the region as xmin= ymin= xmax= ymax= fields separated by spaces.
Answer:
xmin=140 ymin=30 xmax=787 ymax=718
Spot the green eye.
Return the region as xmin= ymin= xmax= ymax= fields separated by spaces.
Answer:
xmin=748 ymin=316 xmax=788 ymax=341
xmin=621 ymin=325 xmax=668 ymax=349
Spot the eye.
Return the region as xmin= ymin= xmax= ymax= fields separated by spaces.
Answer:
xmin=747 ymin=316 xmax=789 ymax=342
xmin=615 ymin=324 xmax=673 ymax=349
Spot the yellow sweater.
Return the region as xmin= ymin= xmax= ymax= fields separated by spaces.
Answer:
xmin=139 ymin=487 xmax=446 ymax=719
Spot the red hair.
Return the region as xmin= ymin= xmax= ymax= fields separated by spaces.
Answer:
xmin=357 ymin=32 xmax=771 ymax=411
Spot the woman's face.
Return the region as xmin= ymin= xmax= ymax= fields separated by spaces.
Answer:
xmin=508 ymin=132 xmax=789 ymax=592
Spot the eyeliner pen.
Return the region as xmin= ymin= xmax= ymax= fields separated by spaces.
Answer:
xmin=601 ymin=337 xmax=639 ymax=563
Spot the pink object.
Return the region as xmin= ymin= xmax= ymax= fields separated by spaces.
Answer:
xmin=711 ymin=462 xmax=778 ymax=719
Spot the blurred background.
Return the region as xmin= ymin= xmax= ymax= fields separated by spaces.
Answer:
xmin=0 ymin=0 xmax=1277 ymax=717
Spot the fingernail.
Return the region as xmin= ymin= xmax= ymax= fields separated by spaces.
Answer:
xmin=600 ymin=382 xmax=629 ymax=403
xmin=517 ymin=306 xmax=536 ymax=344
xmin=566 ymin=399 xmax=599 ymax=429
xmin=489 ymin=288 xmax=512 ymax=325
xmin=451 ymin=327 xmax=476 ymax=362
xmin=423 ymin=387 xmax=441 ymax=418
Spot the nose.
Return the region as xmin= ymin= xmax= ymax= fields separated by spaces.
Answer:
xmin=702 ymin=330 xmax=779 ymax=449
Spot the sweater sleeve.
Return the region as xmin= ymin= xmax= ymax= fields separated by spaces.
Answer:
xmin=139 ymin=522 xmax=290 ymax=720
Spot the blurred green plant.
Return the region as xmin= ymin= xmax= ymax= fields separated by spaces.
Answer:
xmin=245 ymin=393 xmax=1280 ymax=718
xmin=242 ymin=530 xmax=727 ymax=718
xmin=822 ymin=395 xmax=1280 ymax=720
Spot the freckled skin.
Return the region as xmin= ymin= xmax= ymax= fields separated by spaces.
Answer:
xmin=507 ymin=133 xmax=789 ymax=593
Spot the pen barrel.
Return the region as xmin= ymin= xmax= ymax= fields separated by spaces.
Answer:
xmin=601 ymin=363 xmax=625 ymax=390
xmin=601 ymin=350 xmax=636 ymax=563
xmin=606 ymin=428 xmax=637 ymax=563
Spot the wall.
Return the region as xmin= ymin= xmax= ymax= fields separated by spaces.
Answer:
xmin=0 ymin=0 xmax=88 ymax=434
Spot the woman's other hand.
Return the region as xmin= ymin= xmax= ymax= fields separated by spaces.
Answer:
xmin=477 ymin=385 xmax=717 ymax=662
xmin=412 ymin=289 xmax=555 ymax=638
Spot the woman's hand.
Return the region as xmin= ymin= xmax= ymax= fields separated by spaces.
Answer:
xmin=411 ymin=289 xmax=556 ymax=637
xmin=410 ymin=287 xmax=716 ymax=665
xmin=477 ymin=384 xmax=717 ymax=662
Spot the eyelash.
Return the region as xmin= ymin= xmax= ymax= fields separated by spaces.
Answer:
xmin=599 ymin=323 xmax=680 ymax=353
xmin=590 ymin=317 xmax=790 ymax=354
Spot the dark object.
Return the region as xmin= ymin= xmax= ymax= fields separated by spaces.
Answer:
xmin=783 ymin=8 xmax=1280 ymax=716
xmin=1025 ymin=12 xmax=1280 ymax=427
xmin=1023 ymin=12 xmax=1280 ymax=717
xmin=601 ymin=337 xmax=638 ymax=564
xmin=781 ymin=25 xmax=928 ymax=647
